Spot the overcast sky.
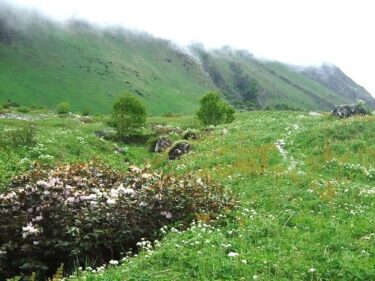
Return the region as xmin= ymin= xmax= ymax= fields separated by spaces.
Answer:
xmin=5 ymin=0 xmax=375 ymax=96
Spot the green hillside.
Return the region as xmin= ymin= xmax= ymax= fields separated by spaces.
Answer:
xmin=0 ymin=17 xmax=215 ymax=115
xmin=191 ymin=46 xmax=356 ymax=110
xmin=1 ymin=3 xmax=374 ymax=115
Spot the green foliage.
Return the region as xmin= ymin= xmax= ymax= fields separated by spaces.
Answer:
xmin=16 ymin=106 xmax=30 ymax=113
xmin=2 ymin=100 xmax=20 ymax=109
xmin=111 ymin=94 xmax=147 ymax=139
xmin=196 ymin=92 xmax=235 ymax=126
xmin=56 ymin=102 xmax=71 ymax=114
xmin=49 ymin=264 xmax=64 ymax=281
xmin=66 ymin=112 xmax=374 ymax=281
xmin=0 ymin=163 xmax=233 ymax=279
xmin=81 ymin=108 xmax=90 ymax=116
xmin=0 ymin=124 xmax=37 ymax=148
xmin=264 ymin=103 xmax=303 ymax=111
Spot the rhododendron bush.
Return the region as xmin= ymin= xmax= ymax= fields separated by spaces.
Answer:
xmin=0 ymin=163 xmax=233 ymax=278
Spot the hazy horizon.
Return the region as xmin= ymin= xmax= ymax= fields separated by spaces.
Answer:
xmin=2 ymin=0 xmax=375 ymax=97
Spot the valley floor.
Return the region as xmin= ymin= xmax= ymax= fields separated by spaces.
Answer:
xmin=1 ymin=111 xmax=374 ymax=280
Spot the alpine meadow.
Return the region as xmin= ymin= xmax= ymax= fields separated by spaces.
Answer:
xmin=0 ymin=1 xmax=374 ymax=281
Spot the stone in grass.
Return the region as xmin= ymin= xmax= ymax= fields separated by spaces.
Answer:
xmin=154 ymin=136 xmax=172 ymax=153
xmin=168 ymin=140 xmax=191 ymax=160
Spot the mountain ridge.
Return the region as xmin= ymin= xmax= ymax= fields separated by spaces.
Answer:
xmin=0 ymin=1 xmax=374 ymax=114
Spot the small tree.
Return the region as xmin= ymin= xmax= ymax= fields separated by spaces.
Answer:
xmin=112 ymin=94 xmax=147 ymax=139
xmin=56 ymin=102 xmax=71 ymax=114
xmin=196 ymin=92 xmax=235 ymax=126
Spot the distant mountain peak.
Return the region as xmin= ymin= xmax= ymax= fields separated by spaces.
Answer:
xmin=299 ymin=64 xmax=375 ymax=107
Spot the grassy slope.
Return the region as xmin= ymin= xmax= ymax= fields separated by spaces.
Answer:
xmin=0 ymin=23 xmax=215 ymax=115
xmin=201 ymin=49 xmax=353 ymax=110
xmin=70 ymin=112 xmax=373 ymax=281
xmin=2 ymin=111 xmax=372 ymax=280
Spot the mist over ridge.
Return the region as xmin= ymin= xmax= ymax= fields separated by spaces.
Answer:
xmin=1 ymin=0 xmax=374 ymax=113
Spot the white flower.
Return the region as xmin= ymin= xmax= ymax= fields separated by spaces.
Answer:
xmin=106 ymin=198 xmax=116 ymax=205
xmin=36 ymin=180 xmax=51 ymax=188
xmin=241 ymin=259 xmax=247 ymax=264
xmin=308 ymin=267 xmax=316 ymax=273
xmin=22 ymin=222 xmax=39 ymax=238
xmin=139 ymin=201 xmax=148 ymax=207
xmin=228 ymin=252 xmax=239 ymax=257
xmin=66 ymin=197 xmax=75 ymax=204
xmin=123 ymin=188 xmax=136 ymax=196
xmin=81 ymin=194 xmax=97 ymax=201
xmin=109 ymin=260 xmax=119 ymax=265
xmin=34 ymin=215 xmax=43 ymax=222
xmin=160 ymin=211 xmax=172 ymax=219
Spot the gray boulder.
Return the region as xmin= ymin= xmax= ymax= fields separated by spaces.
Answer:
xmin=332 ymin=104 xmax=355 ymax=118
xmin=154 ymin=137 xmax=172 ymax=152
xmin=168 ymin=141 xmax=191 ymax=160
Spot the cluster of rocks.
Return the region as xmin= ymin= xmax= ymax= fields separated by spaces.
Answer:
xmin=0 ymin=113 xmax=45 ymax=121
xmin=152 ymin=124 xmax=182 ymax=135
xmin=332 ymin=103 xmax=370 ymax=118
xmin=154 ymin=136 xmax=172 ymax=153
xmin=168 ymin=141 xmax=191 ymax=160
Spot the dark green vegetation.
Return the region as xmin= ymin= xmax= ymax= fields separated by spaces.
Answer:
xmin=1 ymin=2 xmax=374 ymax=115
xmin=196 ymin=92 xmax=235 ymax=126
xmin=111 ymin=94 xmax=147 ymax=139
xmin=1 ymin=110 xmax=374 ymax=280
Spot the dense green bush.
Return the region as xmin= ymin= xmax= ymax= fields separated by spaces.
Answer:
xmin=111 ymin=94 xmax=147 ymax=139
xmin=56 ymin=102 xmax=71 ymax=114
xmin=196 ymin=92 xmax=235 ymax=126
xmin=0 ymin=163 xmax=233 ymax=279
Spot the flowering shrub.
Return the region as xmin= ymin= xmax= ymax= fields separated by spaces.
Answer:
xmin=0 ymin=163 xmax=233 ymax=279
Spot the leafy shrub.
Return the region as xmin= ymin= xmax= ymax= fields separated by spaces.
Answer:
xmin=161 ymin=112 xmax=181 ymax=117
xmin=0 ymin=125 xmax=37 ymax=148
xmin=0 ymin=163 xmax=233 ymax=279
xmin=56 ymin=102 xmax=71 ymax=114
xmin=111 ymin=94 xmax=147 ymax=139
xmin=16 ymin=106 xmax=30 ymax=113
xmin=81 ymin=108 xmax=90 ymax=116
xmin=196 ymin=92 xmax=235 ymax=126
xmin=264 ymin=104 xmax=302 ymax=111
xmin=3 ymin=100 xmax=20 ymax=109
